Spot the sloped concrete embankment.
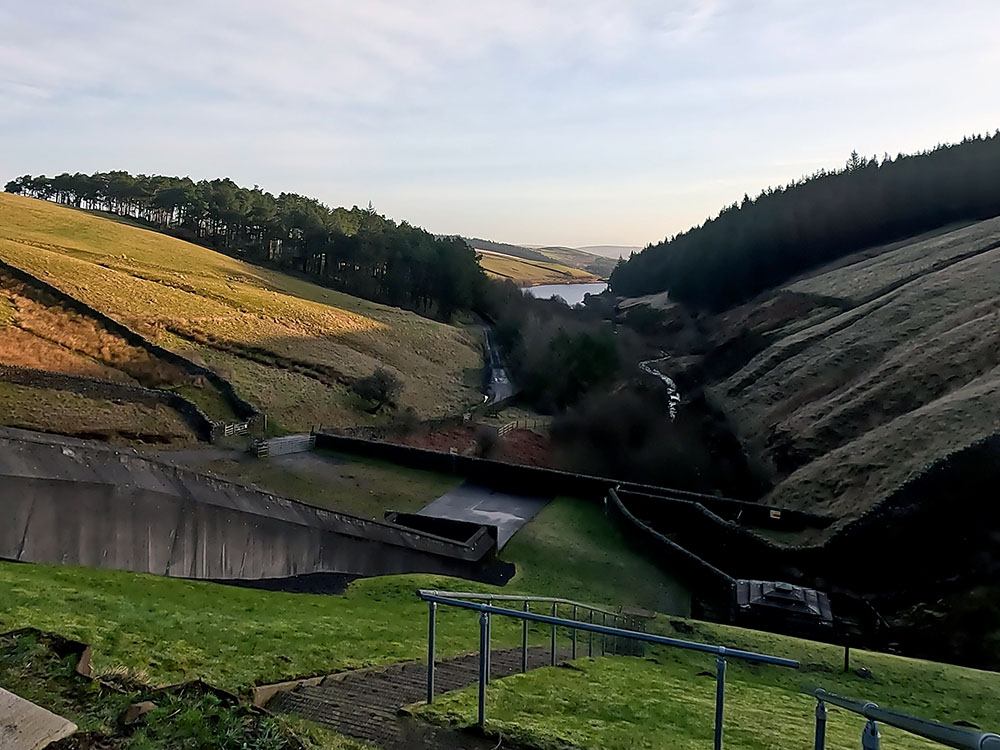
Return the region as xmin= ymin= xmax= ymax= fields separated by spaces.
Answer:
xmin=0 ymin=430 xmax=507 ymax=584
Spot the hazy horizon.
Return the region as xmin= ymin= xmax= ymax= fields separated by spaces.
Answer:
xmin=4 ymin=1 xmax=999 ymax=247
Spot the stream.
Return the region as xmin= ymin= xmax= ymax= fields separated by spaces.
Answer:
xmin=639 ymin=356 xmax=681 ymax=419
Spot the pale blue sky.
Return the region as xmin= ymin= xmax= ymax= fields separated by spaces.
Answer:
xmin=3 ymin=1 xmax=999 ymax=246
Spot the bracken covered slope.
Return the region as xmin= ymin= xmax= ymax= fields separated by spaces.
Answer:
xmin=0 ymin=194 xmax=482 ymax=431
xmin=705 ymin=218 xmax=1000 ymax=522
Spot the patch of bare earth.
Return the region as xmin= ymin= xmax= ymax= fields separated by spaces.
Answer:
xmin=396 ymin=425 xmax=559 ymax=468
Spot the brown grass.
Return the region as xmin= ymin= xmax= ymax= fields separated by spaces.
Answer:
xmin=0 ymin=193 xmax=481 ymax=425
xmin=478 ymin=250 xmax=599 ymax=285
xmin=0 ymin=382 xmax=197 ymax=444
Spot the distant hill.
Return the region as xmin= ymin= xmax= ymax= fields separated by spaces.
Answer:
xmin=576 ymin=244 xmax=641 ymax=259
xmin=531 ymin=246 xmax=616 ymax=278
xmin=477 ymin=250 xmax=600 ymax=287
xmin=457 ymin=236 xmax=616 ymax=279
xmin=461 ymin=237 xmax=552 ymax=263
xmin=612 ymin=133 xmax=1000 ymax=310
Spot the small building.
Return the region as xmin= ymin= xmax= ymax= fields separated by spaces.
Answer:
xmin=735 ymin=580 xmax=833 ymax=635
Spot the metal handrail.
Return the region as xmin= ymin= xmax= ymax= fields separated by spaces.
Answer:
xmin=807 ymin=688 xmax=1000 ymax=750
xmin=417 ymin=590 xmax=799 ymax=750
xmin=417 ymin=589 xmax=622 ymax=617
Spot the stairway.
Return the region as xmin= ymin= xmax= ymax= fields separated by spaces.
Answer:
xmin=268 ymin=646 xmax=572 ymax=749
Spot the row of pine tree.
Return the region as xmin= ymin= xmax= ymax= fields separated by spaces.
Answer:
xmin=5 ymin=172 xmax=486 ymax=319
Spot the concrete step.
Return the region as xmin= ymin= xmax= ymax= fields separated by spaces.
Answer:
xmin=268 ymin=646 xmax=576 ymax=749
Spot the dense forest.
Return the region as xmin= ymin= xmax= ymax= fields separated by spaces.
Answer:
xmin=611 ymin=132 xmax=1000 ymax=310
xmin=4 ymin=172 xmax=486 ymax=319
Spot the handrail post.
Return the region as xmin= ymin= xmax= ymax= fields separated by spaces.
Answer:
xmin=551 ymin=602 xmax=558 ymax=666
xmin=588 ymin=609 xmax=594 ymax=658
xmin=478 ymin=610 xmax=489 ymax=727
xmin=862 ymin=719 xmax=880 ymax=750
xmin=486 ymin=598 xmax=493 ymax=684
xmin=814 ymin=700 xmax=827 ymax=750
xmin=426 ymin=601 xmax=436 ymax=703
xmin=714 ymin=652 xmax=727 ymax=750
xmin=521 ymin=600 xmax=529 ymax=673
xmin=602 ymin=613 xmax=607 ymax=655
xmin=572 ymin=605 xmax=578 ymax=659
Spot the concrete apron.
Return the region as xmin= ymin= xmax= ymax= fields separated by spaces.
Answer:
xmin=417 ymin=483 xmax=551 ymax=549
xmin=0 ymin=688 xmax=77 ymax=750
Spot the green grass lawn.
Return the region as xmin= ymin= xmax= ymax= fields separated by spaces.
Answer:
xmin=189 ymin=449 xmax=463 ymax=520
xmin=0 ymin=498 xmax=673 ymax=693
xmin=2 ymin=495 xmax=998 ymax=749
xmin=499 ymin=497 xmax=690 ymax=615
xmin=417 ymin=627 xmax=1000 ymax=750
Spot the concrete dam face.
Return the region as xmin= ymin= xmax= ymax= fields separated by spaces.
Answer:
xmin=0 ymin=430 xmax=504 ymax=585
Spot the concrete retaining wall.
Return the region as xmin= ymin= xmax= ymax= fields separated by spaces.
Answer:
xmin=314 ymin=431 xmax=831 ymax=526
xmin=0 ymin=431 xmax=507 ymax=585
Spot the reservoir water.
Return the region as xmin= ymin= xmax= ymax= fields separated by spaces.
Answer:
xmin=524 ymin=282 xmax=608 ymax=306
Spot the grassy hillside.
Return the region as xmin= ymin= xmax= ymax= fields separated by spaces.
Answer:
xmin=3 ymin=534 xmax=997 ymax=750
xmin=533 ymin=246 xmax=617 ymax=277
xmin=478 ymin=249 xmax=599 ymax=286
xmin=418 ymin=636 xmax=1000 ymax=750
xmin=0 ymin=382 xmax=198 ymax=444
xmin=703 ymin=217 xmax=1000 ymax=521
xmin=0 ymin=194 xmax=482 ymax=432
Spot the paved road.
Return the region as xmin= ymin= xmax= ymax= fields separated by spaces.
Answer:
xmin=482 ymin=326 xmax=514 ymax=402
xmin=418 ymin=483 xmax=549 ymax=548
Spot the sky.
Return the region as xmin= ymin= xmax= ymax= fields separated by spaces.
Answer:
xmin=3 ymin=1 xmax=1000 ymax=247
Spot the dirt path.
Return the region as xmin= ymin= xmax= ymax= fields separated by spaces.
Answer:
xmin=268 ymin=646 xmax=572 ymax=749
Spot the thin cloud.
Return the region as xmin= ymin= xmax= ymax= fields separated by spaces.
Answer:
xmin=2 ymin=1 xmax=999 ymax=245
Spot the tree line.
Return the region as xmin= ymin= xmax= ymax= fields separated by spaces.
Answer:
xmin=4 ymin=172 xmax=486 ymax=320
xmin=611 ymin=132 xmax=1000 ymax=310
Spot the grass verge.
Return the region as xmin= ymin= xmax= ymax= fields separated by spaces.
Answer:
xmin=417 ymin=624 xmax=1000 ymax=750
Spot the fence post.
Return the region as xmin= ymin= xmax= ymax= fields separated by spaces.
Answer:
xmin=714 ymin=653 xmax=727 ymax=750
xmin=521 ymin=601 xmax=529 ymax=673
xmin=602 ymin=613 xmax=607 ymax=655
xmin=486 ymin=599 xmax=492 ymax=684
xmin=588 ymin=609 xmax=594 ymax=657
xmin=478 ymin=610 xmax=489 ymax=727
xmin=426 ymin=601 xmax=436 ymax=704
xmin=572 ymin=605 xmax=578 ymax=659
xmin=814 ymin=700 xmax=827 ymax=750
xmin=862 ymin=720 xmax=880 ymax=750
xmin=550 ymin=602 xmax=558 ymax=666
